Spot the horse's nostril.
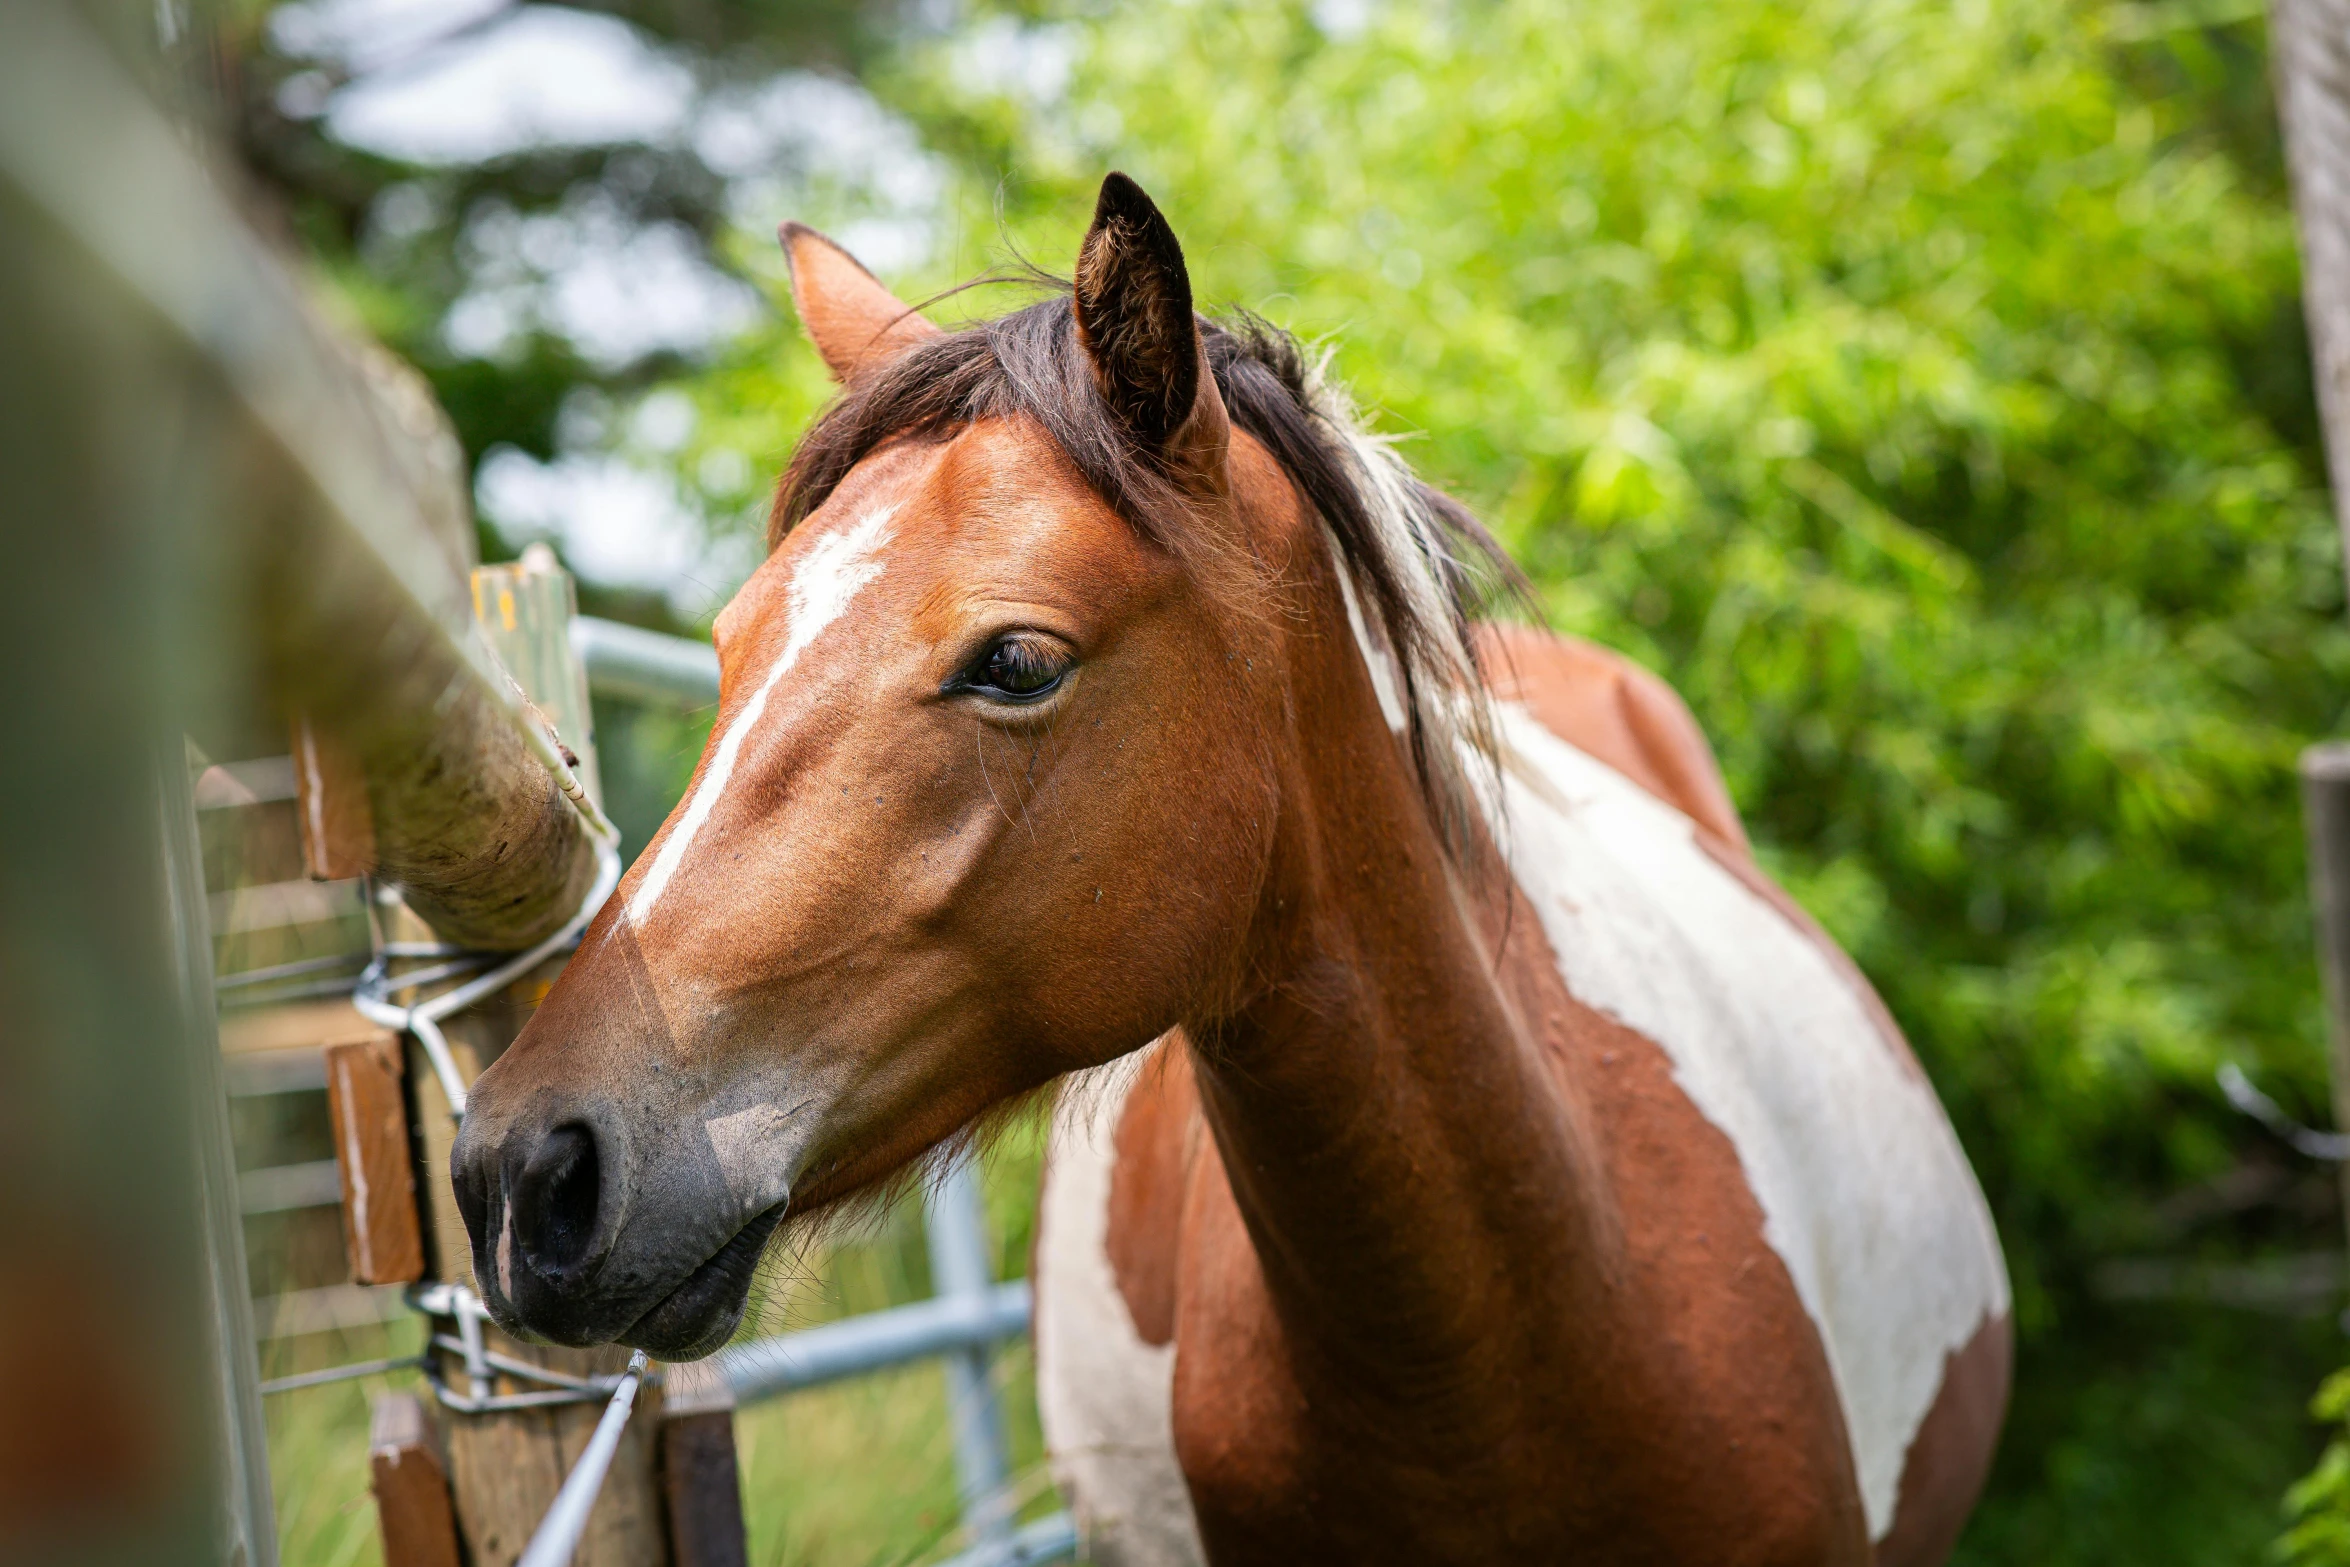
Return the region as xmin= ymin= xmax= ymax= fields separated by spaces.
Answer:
xmin=513 ymin=1123 xmax=603 ymax=1279
xmin=450 ymin=1131 xmax=491 ymax=1243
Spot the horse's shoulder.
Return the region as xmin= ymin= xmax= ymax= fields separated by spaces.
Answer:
xmin=1472 ymin=624 xmax=1751 ymax=855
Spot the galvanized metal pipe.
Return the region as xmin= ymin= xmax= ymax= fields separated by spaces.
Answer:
xmin=718 ymin=1281 xmax=1032 ymax=1403
xmin=927 ymin=1166 xmax=1019 ymax=1554
xmin=574 ymin=615 xmax=721 ymax=707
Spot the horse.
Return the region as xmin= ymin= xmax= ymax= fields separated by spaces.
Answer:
xmin=451 ymin=173 xmax=2011 ymax=1566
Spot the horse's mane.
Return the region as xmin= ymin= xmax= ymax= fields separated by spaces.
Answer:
xmin=771 ymin=288 xmax=1520 ymax=858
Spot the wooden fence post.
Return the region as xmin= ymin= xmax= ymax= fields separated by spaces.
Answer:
xmin=659 ymin=1361 xmax=748 ymax=1567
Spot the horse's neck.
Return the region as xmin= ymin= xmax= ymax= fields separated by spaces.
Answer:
xmin=1183 ymin=573 xmax=1610 ymax=1401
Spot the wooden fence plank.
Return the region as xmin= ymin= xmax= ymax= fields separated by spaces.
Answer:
xmin=324 ymin=1034 xmax=425 ymax=1285
xmin=371 ymin=1393 xmax=464 ymax=1567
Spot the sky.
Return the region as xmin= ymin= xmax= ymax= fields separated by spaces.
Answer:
xmin=268 ymin=0 xmax=948 ymax=611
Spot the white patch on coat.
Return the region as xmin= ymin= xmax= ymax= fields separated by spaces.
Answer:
xmin=1483 ymin=701 xmax=2010 ymax=1540
xmin=1035 ymin=1051 xmax=1206 ymax=1567
xmin=625 ymin=505 xmax=894 ymax=928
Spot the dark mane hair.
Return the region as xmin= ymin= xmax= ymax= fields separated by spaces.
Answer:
xmin=772 ymin=288 xmax=1521 ymax=853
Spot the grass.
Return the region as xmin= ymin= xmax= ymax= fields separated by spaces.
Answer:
xmin=263 ymin=1317 xmax=429 ymax=1567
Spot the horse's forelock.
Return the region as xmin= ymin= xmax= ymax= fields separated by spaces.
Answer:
xmin=768 ymin=292 xmax=1519 ymax=862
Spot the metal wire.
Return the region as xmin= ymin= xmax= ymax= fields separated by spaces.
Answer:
xmin=351 ymin=841 xmax=621 ymax=1120
xmin=428 ymin=1335 xmax=623 ymax=1393
xmin=380 ymin=941 xmax=469 ymax=958
xmin=216 ymin=952 xmax=367 ymax=991
xmin=258 ymin=1355 xmax=426 ymax=1397
xmin=420 ymin=1366 xmax=630 ymax=1414
xmin=218 ymin=972 xmax=366 ymax=1010
xmin=371 ymin=953 xmax=491 ymax=996
xmin=405 ymin=1280 xmax=647 ymax=1413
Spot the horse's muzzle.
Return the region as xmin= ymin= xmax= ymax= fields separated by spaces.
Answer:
xmin=449 ymin=1097 xmax=780 ymax=1357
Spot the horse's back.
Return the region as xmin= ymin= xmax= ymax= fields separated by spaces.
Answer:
xmin=1475 ymin=623 xmax=1753 ymax=853
xmin=1483 ymin=627 xmax=2011 ymax=1566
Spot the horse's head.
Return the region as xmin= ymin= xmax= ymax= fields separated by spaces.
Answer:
xmin=450 ymin=176 xmax=1337 ymax=1355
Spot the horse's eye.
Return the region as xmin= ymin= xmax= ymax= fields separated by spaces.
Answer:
xmin=961 ymin=635 xmax=1070 ymax=701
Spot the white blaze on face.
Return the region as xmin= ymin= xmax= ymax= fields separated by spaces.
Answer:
xmin=625 ymin=505 xmax=896 ymax=930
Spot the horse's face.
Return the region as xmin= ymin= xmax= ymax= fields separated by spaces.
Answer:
xmin=452 ymin=182 xmax=1285 ymax=1355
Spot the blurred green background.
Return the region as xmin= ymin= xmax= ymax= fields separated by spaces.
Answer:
xmin=209 ymin=0 xmax=2350 ymax=1559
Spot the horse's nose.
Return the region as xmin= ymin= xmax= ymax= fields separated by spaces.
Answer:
xmin=507 ymin=1122 xmax=610 ymax=1281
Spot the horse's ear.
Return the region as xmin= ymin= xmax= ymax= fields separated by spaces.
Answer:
xmin=780 ymin=222 xmax=939 ymax=382
xmin=1074 ymin=173 xmax=1228 ymax=470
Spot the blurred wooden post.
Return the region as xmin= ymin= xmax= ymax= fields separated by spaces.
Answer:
xmin=2302 ymin=746 xmax=2350 ymax=1246
xmin=0 ymin=3 xmax=653 ymax=1561
xmin=2274 ymin=0 xmax=2350 ymax=566
xmin=370 ymin=1395 xmax=463 ymax=1567
xmin=2279 ymin=0 xmax=2350 ymax=1251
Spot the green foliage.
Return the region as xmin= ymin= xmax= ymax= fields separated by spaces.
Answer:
xmin=663 ymin=0 xmax=2350 ymax=1555
xmin=250 ymin=0 xmax=2350 ymax=1556
xmin=2281 ymin=1370 xmax=2350 ymax=1567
